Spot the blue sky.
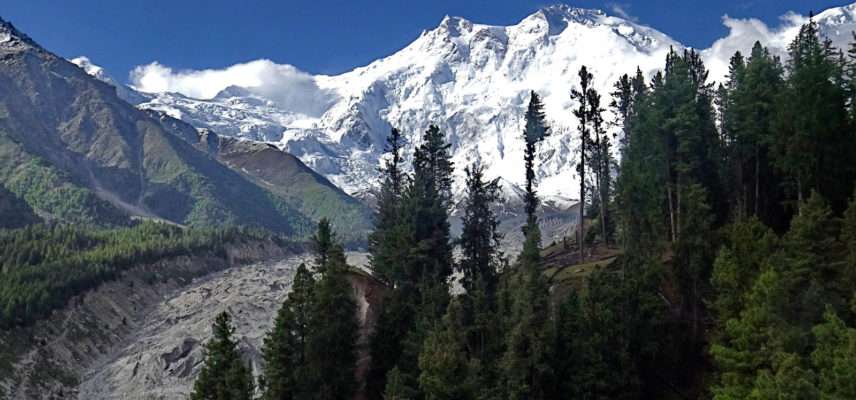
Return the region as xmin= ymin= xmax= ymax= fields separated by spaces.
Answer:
xmin=3 ymin=0 xmax=850 ymax=81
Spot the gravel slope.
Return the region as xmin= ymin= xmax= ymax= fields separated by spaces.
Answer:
xmin=77 ymin=256 xmax=312 ymax=399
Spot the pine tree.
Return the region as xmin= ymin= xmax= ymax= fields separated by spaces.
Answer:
xmin=404 ymin=124 xmax=454 ymax=283
xmin=501 ymin=225 xmax=554 ymax=399
xmin=751 ymin=352 xmax=819 ymax=399
xmin=845 ymin=32 xmax=856 ymax=120
xmin=367 ymin=125 xmax=457 ymax=398
xmin=553 ymin=290 xmax=586 ymax=398
xmin=418 ymin=298 xmax=472 ymax=400
xmin=366 ymin=290 xmax=417 ymax=399
xmin=586 ymin=85 xmax=614 ymax=245
xmin=191 ymin=311 xmax=255 ymax=400
xmin=711 ymin=192 xmax=844 ymax=399
xmin=305 ymin=222 xmax=358 ymax=400
xmin=571 ymin=66 xmax=593 ymax=262
xmin=305 ymin=261 xmax=359 ymax=400
xmin=720 ymin=43 xmax=787 ymax=226
xmin=710 ymin=219 xmax=779 ymax=324
xmin=458 ymin=164 xmax=502 ymax=294
xmin=773 ymin=19 xmax=853 ymax=212
xmin=611 ymin=73 xmax=633 ymax=150
xmin=260 ymin=264 xmax=315 ymax=400
xmin=811 ymin=308 xmax=856 ymax=399
xmin=312 ymin=218 xmax=337 ymax=272
xmin=380 ymin=124 xmax=455 ymax=396
xmin=616 ymin=69 xmax=665 ymax=256
xmin=710 ymin=267 xmax=791 ymax=400
xmin=522 ymin=91 xmax=550 ymax=227
xmin=370 ymin=128 xmax=409 ymax=285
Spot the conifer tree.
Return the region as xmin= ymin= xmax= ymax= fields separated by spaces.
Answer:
xmin=845 ymin=32 xmax=856 ymax=119
xmin=674 ymin=183 xmax=715 ymax=343
xmin=496 ymin=95 xmax=558 ymax=398
xmin=305 ymin=221 xmax=358 ymax=400
xmin=370 ymin=128 xmax=409 ymax=285
xmin=711 ymin=192 xmax=844 ymax=399
xmin=586 ymin=86 xmax=613 ymax=245
xmin=811 ymin=308 xmax=856 ymax=399
xmin=773 ymin=18 xmax=853 ymax=212
xmin=306 ymin=255 xmax=359 ymax=400
xmin=418 ymin=298 xmax=472 ymax=400
xmin=312 ymin=218 xmax=337 ymax=272
xmin=501 ymin=221 xmax=554 ymax=399
xmin=501 ymin=260 xmax=554 ymax=400
xmin=368 ymin=126 xmax=456 ymax=399
xmin=571 ymin=66 xmax=593 ymax=262
xmin=721 ymin=42 xmax=786 ymax=225
xmin=262 ymin=221 xmax=359 ymax=400
xmin=458 ymin=164 xmax=502 ymax=293
xmin=553 ymin=290 xmax=586 ymax=398
xmin=710 ymin=219 xmax=778 ymax=323
xmin=522 ymin=91 xmax=550 ymax=228
xmin=611 ymin=73 xmax=633 ymax=150
xmin=404 ymin=124 xmax=454 ymax=283
xmin=260 ymin=264 xmax=315 ymax=400
xmin=191 ymin=311 xmax=255 ymax=400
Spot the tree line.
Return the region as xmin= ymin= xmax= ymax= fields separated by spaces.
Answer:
xmin=0 ymin=222 xmax=279 ymax=328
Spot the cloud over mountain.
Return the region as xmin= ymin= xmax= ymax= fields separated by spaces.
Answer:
xmin=129 ymin=59 xmax=336 ymax=116
xmin=701 ymin=12 xmax=806 ymax=81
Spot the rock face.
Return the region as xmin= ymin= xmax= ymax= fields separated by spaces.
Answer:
xmin=76 ymin=255 xmax=308 ymax=399
xmin=347 ymin=271 xmax=389 ymax=400
xmin=0 ymin=240 xmax=287 ymax=399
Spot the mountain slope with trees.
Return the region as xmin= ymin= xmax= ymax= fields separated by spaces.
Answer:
xmin=0 ymin=17 xmax=370 ymax=238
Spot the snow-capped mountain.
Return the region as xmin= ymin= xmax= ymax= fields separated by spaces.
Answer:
xmin=75 ymin=3 xmax=856 ymax=211
xmin=116 ymin=5 xmax=678 ymax=207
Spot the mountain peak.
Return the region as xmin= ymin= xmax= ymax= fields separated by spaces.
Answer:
xmin=0 ymin=17 xmax=39 ymax=52
xmin=213 ymin=85 xmax=254 ymax=99
xmin=537 ymin=4 xmax=604 ymax=23
xmin=437 ymin=15 xmax=474 ymax=37
xmin=70 ymin=56 xmax=111 ymax=82
xmin=516 ymin=4 xmax=605 ymax=36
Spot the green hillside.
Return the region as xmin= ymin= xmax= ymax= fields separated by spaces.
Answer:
xmin=0 ymin=20 xmax=373 ymax=237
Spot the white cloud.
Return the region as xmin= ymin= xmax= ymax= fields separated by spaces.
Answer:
xmin=129 ymin=59 xmax=336 ymax=116
xmin=702 ymin=12 xmax=806 ymax=83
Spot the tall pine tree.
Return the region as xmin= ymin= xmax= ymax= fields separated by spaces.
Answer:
xmin=260 ymin=263 xmax=315 ymax=400
xmin=773 ymin=18 xmax=854 ymax=212
xmin=369 ymin=128 xmax=410 ymax=285
xmin=571 ymin=66 xmax=593 ymax=262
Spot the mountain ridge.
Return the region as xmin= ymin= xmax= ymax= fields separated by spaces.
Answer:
xmin=0 ymin=21 xmax=371 ymax=238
